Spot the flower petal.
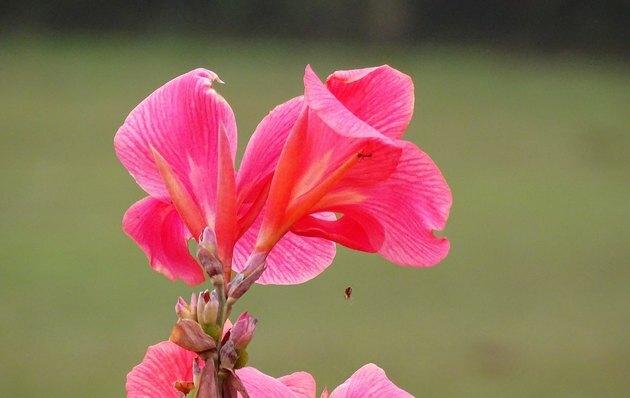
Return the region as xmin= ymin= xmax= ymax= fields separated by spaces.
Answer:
xmin=326 ymin=66 xmax=414 ymax=139
xmin=114 ymin=68 xmax=237 ymax=224
xmin=255 ymin=68 xmax=403 ymax=251
xmin=237 ymin=96 xmax=304 ymax=204
xmin=304 ymin=65 xmax=394 ymax=142
xmin=237 ymin=367 xmax=309 ymax=397
xmin=295 ymin=141 xmax=451 ymax=267
xmin=233 ymin=213 xmax=336 ymax=285
xmin=278 ymin=372 xmax=317 ymax=398
xmin=126 ymin=341 xmax=196 ymax=398
xmin=329 ymin=364 xmax=413 ymax=398
xmin=292 ymin=209 xmax=384 ymax=253
xmin=122 ymin=197 xmax=204 ymax=285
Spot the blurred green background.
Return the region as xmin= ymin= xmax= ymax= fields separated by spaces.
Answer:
xmin=1 ymin=6 xmax=629 ymax=397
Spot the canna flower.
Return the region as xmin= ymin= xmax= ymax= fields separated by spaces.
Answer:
xmin=239 ymin=364 xmax=414 ymax=397
xmin=115 ymin=69 xmax=335 ymax=285
xmin=237 ymin=65 xmax=452 ymax=284
xmin=126 ymin=341 xmax=412 ymax=397
xmin=126 ymin=340 xmax=315 ymax=398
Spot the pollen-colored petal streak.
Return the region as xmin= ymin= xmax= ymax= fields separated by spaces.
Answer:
xmin=215 ymin=124 xmax=238 ymax=277
xmin=151 ymin=146 xmax=206 ymax=240
xmin=122 ymin=197 xmax=204 ymax=285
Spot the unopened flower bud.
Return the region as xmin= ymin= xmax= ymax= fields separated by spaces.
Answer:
xmin=199 ymin=292 xmax=219 ymax=327
xmin=198 ymin=228 xmax=224 ymax=282
xmin=190 ymin=292 xmax=198 ymax=320
xmin=229 ymin=312 xmax=257 ymax=350
xmin=170 ymin=319 xmax=216 ymax=354
xmin=175 ymin=296 xmax=195 ymax=320
xmin=227 ymin=252 xmax=267 ymax=301
xmin=196 ymin=290 xmax=209 ymax=322
xmin=219 ymin=340 xmax=238 ymax=370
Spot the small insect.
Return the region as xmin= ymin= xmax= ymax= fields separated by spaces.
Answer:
xmin=344 ymin=286 xmax=353 ymax=300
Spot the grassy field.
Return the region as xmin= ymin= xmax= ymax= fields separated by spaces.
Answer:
xmin=1 ymin=36 xmax=628 ymax=397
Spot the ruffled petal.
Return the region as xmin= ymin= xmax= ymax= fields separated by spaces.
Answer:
xmin=256 ymin=66 xmax=403 ymax=251
xmin=296 ymin=141 xmax=451 ymax=267
xmin=122 ymin=197 xmax=204 ymax=285
xmin=329 ymin=364 xmax=413 ymax=398
xmin=233 ymin=213 xmax=336 ymax=285
xmin=326 ymin=66 xmax=414 ymax=139
xmin=292 ymin=209 xmax=384 ymax=253
xmin=237 ymin=367 xmax=309 ymax=397
xmin=126 ymin=341 xmax=196 ymax=398
xmin=278 ymin=372 xmax=317 ymax=398
xmin=114 ymin=68 xmax=237 ymax=224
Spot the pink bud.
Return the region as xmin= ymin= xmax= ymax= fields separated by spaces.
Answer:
xmin=169 ymin=319 xmax=216 ymax=354
xmin=219 ymin=340 xmax=238 ymax=370
xmin=174 ymin=296 xmax=195 ymax=320
xmin=227 ymin=253 xmax=267 ymax=301
xmin=229 ymin=312 xmax=257 ymax=350
xmin=198 ymin=227 xmax=224 ymax=280
xmin=199 ymin=227 xmax=217 ymax=251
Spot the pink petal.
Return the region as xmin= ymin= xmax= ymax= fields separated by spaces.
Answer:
xmin=237 ymin=96 xmax=304 ymax=203
xmin=278 ymin=372 xmax=317 ymax=398
xmin=304 ymin=65 xmax=394 ymax=142
xmin=123 ymin=197 xmax=204 ymax=285
xmin=326 ymin=66 xmax=414 ymax=139
xmin=126 ymin=341 xmax=196 ymax=398
xmin=233 ymin=213 xmax=336 ymax=285
xmin=214 ymin=123 xmax=238 ymax=270
xmin=237 ymin=367 xmax=310 ymax=397
xmin=255 ymin=67 xmax=403 ymax=251
xmin=114 ymin=68 xmax=237 ymax=224
xmin=329 ymin=364 xmax=413 ymax=398
xmin=297 ymin=141 xmax=451 ymax=267
xmin=292 ymin=209 xmax=384 ymax=253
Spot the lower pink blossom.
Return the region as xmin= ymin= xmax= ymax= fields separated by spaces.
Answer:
xmin=127 ymin=342 xmax=413 ymax=397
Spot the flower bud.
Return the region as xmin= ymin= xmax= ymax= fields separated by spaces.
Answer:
xmin=227 ymin=252 xmax=267 ymax=301
xmin=196 ymin=290 xmax=211 ymax=322
xmin=199 ymin=292 xmax=219 ymax=327
xmin=219 ymin=340 xmax=238 ymax=370
xmin=170 ymin=319 xmax=216 ymax=353
xmin=190 ymin=292 xmax=198 ymax=320
xmin=175 ymin=296 xmax=195 ymax=320
xmin=229 ymin=312 xmax=257 ymax=350
xmin=198 ymin=227 xmax=224 ymax=282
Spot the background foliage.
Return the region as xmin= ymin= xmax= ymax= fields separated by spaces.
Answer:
xmin=0 ymin=3 xmax=629 ymax=397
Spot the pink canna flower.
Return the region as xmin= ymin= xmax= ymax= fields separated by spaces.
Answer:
xmin=236 ymin=65 xmax=451 ymax=284
xmin=127 ymin=341 xmax=412 ymax=397
xmin=115 ymin=69 xmax=335 ymax=285
xmin=126 ymin=340 xmax=316 ymax=397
